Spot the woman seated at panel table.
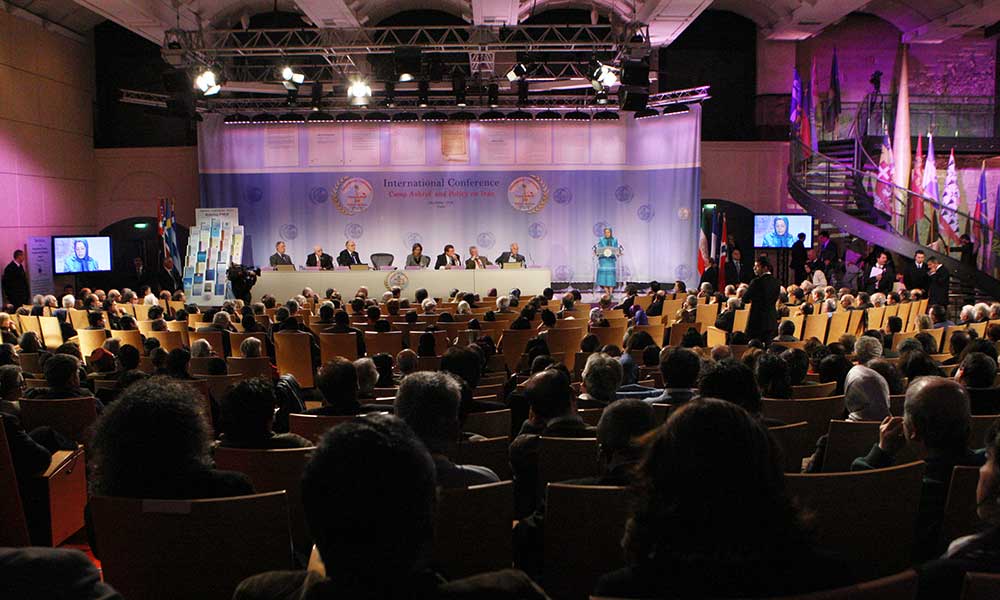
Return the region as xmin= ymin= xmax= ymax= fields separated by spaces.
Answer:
xmin=405 ymin=243 xmax=430 ymax=268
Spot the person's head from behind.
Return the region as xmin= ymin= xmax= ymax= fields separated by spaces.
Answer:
xmin=698 ymin=359 xmax=762 ymax=415
xmin=624 ymin=398 xmax=797 ymax=563
xmin=394 ymin=371 xmax=462 ymax=454
xmin=950 ymin=330 xmax=972 ymax=357
xmin=440 ymin=346 xmax=481 ymax=389
xmin=317 ymin=358 xmax=358 ymax=406
xmin=302 ymin=415 xmax=435 ymax=585
xmin=755 ymin=353 xmax=791 ymax=399
xmin=240 ymin=336 xmax=264 ymax=358
xmin=580 ymin=334 xmax=600 ymax=353
xmin=526 ymin=368 xmax=574 ymax=421
xmin=91 ymin=377 xmax=211 ymax=495
xmin=641 ymin=344 xmax=660 ymax=368
xmin=43 ymin=353 xmax=79 ymax=389
xmin=0 ymin=365 xmax=25 ymax=401
xmin=396 ymin=349 xmax=417 ymax=376
xmin=166 ymin=348 xmax=191 ymax=378
xmin=190 ymin=338 xmax=213 ymax=358
xmin=417 ymin=332 xmax=437 ymax=357
xmin=930 ymin=304 xmax=947 ymax=324
xmin=597 ymin=399 xmax=656 ymax=466
xmin=854 ymin=335 xmax=883 ymax=364
xmin=818 ymin=353 xmax=853 ymax=395
xmin=582 ymin=352 xmax=623 ymax=403
xmin=780 ymin=348 xmax=809 ymax=386
xmin=900 ymin=349 xmax=943 ymax=380
xmin=353 ymin=358 xmax=378 ymax=395
xmin=660 ymin=347 xmax=700 ymax=389
xmin=221 ymin=378 xmax=280 ymax=441
xmin=866 ymin=358 xmax=906 ymax=395
xmin=958 ymin=352 xmax=997 ymax=389
xmin=778 ymin=320 xmax=795 ymax=338
xmin=904 ymin=377 xmax=971 ymax=455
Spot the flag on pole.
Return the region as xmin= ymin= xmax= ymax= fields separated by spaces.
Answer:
xmin=808 ymin=57 xmax=819 ymax=152
xmin=875 ymin=134 xmax=895 ymax=219
xmin=710 ymin=209 xmax=720 ymax=261
xmin=992 ymin=183 xmax=1000 ymax=272
xmin=824 ymin=48 xmax=841 ymax=133
xmin=790 ymin=68 xmax=802 ymax=126
xmin=974 ymin=161 xmax=988 ymax=259
xmin=718 ymin=213 xmax=728 ymax=291
xmin=908 ymin=134 xmax=925 ymax=240
xmin=698 ymin=209 xmax=710 ymax=275
xmin=922 ymin=133 xmax=940 ymax=245
xmin=892 ymin=46 xmax=911 ymax=234
xmin=940 ymin=148 xmax=962 ymax=243
xmin=159 ymin=199 xmax=183 ymax=270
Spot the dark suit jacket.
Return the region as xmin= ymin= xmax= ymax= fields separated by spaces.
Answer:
xmin=2 ymin=261 xmax=29 ymax=308
xmin=699 ymin=267 xmax=718 ymax=289
xmin=819 ymin=238 xmax=839 ymax=266
xmin=928 ymin=266 xmax=951 ymax=307
xmin=0 ymin=547 xmax=123 ymax=600
xmin=269 ymin=252 xmax=293 ymax=267
xmin=715 ymin=310 xmax=736 ymax=333
xmin=337 ymin=250 xmax=364 ymax=267
xmin=306 ymin=252 xmax=334 ymax=269
xmin=725 ymin=260 xmax=751 ymax=285
xmin=465 ymin=256 xmax=492 ymax=269
xmin=744 ymin=272 xmax=780 ymax=342
xmin=435 ymin=253 xmax=462 ymax=270
xmin=864 ymin=265 xmax=895 ymax=294
xmin=156 ymin=267 xmax=182 ymax=294
xmin=903 ymin=261 xmax=930 ymax=291
xmin=495 ymin=252 xmax=526 ymax=265
xmin=790 ymin=240 xmax=807 ymax=268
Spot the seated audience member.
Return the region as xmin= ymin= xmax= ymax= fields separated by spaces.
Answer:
xmin=511 ymin=369 xmax=595 ymax=517
xmin=371 ymin=353 xmax=395 ymax=389
xmin=416 ymin=332 xmax=437 ymax=357
xmin=149 ymin=347 xmax=168 ymax=374
xmin=578 ymin=353 xmax=623 ymax=408
xmin=206 ymin=357 xmax=228 ymax=376
xmin=851 ymin=377 xmax=986 ymax=561
xmin=354 ymin=357 xmax=379 ymax=399
xmin=930 ymin=304 xmax=955 ymax=329
xmin=366 ymin=306 xmax=391 ymax=333
xmin=781 ymin=348 xmax=809 ymax=386
xmin=640 ymin=345 xmax=660 ymax=368
xmin=197 ymin=311 xmax=233 ymax=355
xmin=0 ymin=313 xmax=18 ymax=345
xmin=219 ymin=378 xmax=312 ymax=449
xmin=944 ymin=330 xmax=971 ymax=366
xmin=394 ymin=371 xmax=499 ymax=488
xmin=165 ymin=348 xmax=195 ymax=380
xmin=918 ymin=419 xmax=1000 ymax=599
xmin=756 ymin=353 xmax=792 ymax=399
xmin=853 ymin=335 xmax=883 ymax=364
xmin=957 ymin=352 xmax=1000 ymax=414
xmin=774 ymin=320 xmax=798 ymax=343
xmin=807 ymin=365 xmax=891 ymax=472
xmin=594 ymin=399 xmax=849 ymax=598
xmin=0 ymin=364 xmax=25 ymax=415
xmin=440 ymin=346 xmax=503 ymax=418
xmin=89 ymin=347 xmax=118 ymax=379
xmin=818 ymin=353 xmax=853 ymax=395
xmin=190 ymin=338 xmax=213 ymax=358
xmin=866 ymin=358 xmax=907 ymax=395
xmin=900 ymin=349 xmax=944 ymax=380
xmin=19 ymin=331 xmax=46 ymax=355
xmin=234 ymin=415 xmax=547 ymax=600
xmin=698 ymin=359 xmax=779 ymax=426
xmin=306 ymin=358 xmax=380 ymax=416
xmin=396 ymin=349 xmax=418 ymax=380
xmin=24 ymin=354 xmax=99 ymax=407
xmin=0 ymin=547 xmax=123 ymax=599
xmin=580 ymin=334 xmax=600 ymax=353
xmin=51 ymin=309 xmax=76 ymax=342
xmin=85 ymin=311 xmax=107 ymax=331
xmin=647 ymin=348 xmax=699 ymax=405
xmin=322 ymin=311 xmax=366 ymax=358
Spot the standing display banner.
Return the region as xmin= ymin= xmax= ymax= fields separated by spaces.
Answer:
xmin=28 ymin=237 xmax=53 ymax=299
xmin=183 ymin=208 xmax=242 ymax=305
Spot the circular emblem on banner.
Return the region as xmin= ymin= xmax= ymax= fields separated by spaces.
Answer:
xmin=554 ymin=265 xmax=574 ymax=281
xmin=507 ymin=175 xmax=549 ymax=213
xmin=602 ymin=247 xmax=614 ymax=258
xmin=615 ymin=185 xmax=634 ymax=204
xmin=476 ymin=232 xmax=496 ymax=249
xmin=675 ymin=264 xmax=692 ymax=280
xmin=637 ymin=204 xmax=655 ymax=222
xmin=385 ymin=270 xmax=410 ymax=291
xmin=309 ymin=186 xmax=328 ymax=205
xmin=528 ymin=222 xmax=547 ymax=240
xmin=554 ymin=187 xmax=573 ymax=205
xmin=333 ymin=177 xmax=374 ymax=215
xmin=405 ymin=232 xmax=423 ymax=247
xmin=677 ymin=207 xmax=691 ymax=221
xmin=592 ymin=221 xmax=611 ymax=238
xmin=279 ymin=224 xmax=298 ymax=240
xmin=245 ymin=187 xmax=264 ymax=204
xmin=345 ymin=223 xmax=364 ymax=239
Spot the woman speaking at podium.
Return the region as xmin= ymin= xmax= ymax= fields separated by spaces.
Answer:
xmin=594 ymin=227 xmax=622 ymax=296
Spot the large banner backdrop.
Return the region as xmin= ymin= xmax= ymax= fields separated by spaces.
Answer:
xmin=198 ymin=106 xmax=701 ymax=286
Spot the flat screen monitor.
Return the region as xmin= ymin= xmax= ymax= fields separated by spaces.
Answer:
xmin=52 ymin=236 xmax=113 ymax=274
xmin=753 ymin=214 xmax=813 ymax=249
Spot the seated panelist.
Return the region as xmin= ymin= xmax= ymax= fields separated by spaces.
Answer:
xmin=337 ymin=240 xmax=365 ymax=267
xmin=495 ymin=242 xmax=526 ymax=265
xmin=306 ymin=245 xmax=334 ymax=270
xmin=269 ymin=241 xmax=294 ymax=267
xmin=434 ymin=245 xmax=462 ymax=270
xmin=466 ymin=246 xmax=492 ymax=270
xmin=405 ymin=243 xmax=430 ymax=268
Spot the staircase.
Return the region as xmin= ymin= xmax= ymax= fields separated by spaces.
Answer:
xmin=787 ymin=139 xmax=1000 ymax=308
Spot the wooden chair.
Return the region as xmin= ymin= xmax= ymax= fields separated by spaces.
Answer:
xmin=76 ymin=328 xmax=109 ymax=358
xmin=538 ymin=436 xmax=600 ymax=488
xmin=940 ymin=465 xmax=984 ymax=545
xmin=499 ymin=329 xmax=536 ymax=371
xmin=943 ymin=325 xmax=968 ymax=352
xmin=197 ymin=374 xmax=243 ymax=404
xmin=963 ymin=572 xmax=1000 ymax=600
xmin=892 ymin=330 xmax=920 ymax=351
xmin=433 ymin=481 xmax=513 ymax=579
xmin=288 ymin=413 xmax=356 ymax=444
xmin=695 ymin=303 xmax=719 ymax=328
xmin=634 ymin=324 xmax=666 ymax=346
xmin=651 ymin=403 xmax=674 ymax=424
xmin=760 ymin=396 xmax=845 ymax=449
xmin=732 ymin=309 xmax=749 ymax=333
xmin=417 ymin=356 xmax=442 ymax=371
xmin=802 ymin=313 xmax=829 ymax=344
xmin=18 ymin=397 xmax=98 ymax=447
xmin=319 ymin=332 xmax=360 ymax=364
xmin=463 ymin=409 xmax=511 ymax=438
xmin=37 ymin=316 xmax=64 ymax=350
xmin=590 ymin=326 xmax=626 ymax=349
xmin=213 ymin=447 xmax=314 ymax=552
xmin=110 ymin=329 xmax=144 ymax=352
xmin=846 ymin=309 xmax=865 ymax=337
xmin=364 ymin=331 xmax=404 ymax=356
xmin=189 ymin=331 xmax=226 ymax=356
xmin=133 ymin=303 xmax=152 ymax=321
xmin=667 ymin=322 xmax=702 ymax=347
xmin=791 ymin=381 xmax=837 ymax=399
xmin=454 ymin=437 xmax=511 ymax=480
xmin=188 ymin=357 xmax=215 ymax=375
xmin=545 ymin=327 xmax=587 ymax=370
xmin=898 ymin=302 xmax=913 ymax=331
xmin=922 ymin=327 xmax=945 ymax=353
xmin=165 ymin=319 xmax=190 ymax=346
xmin=971 ymin=415 xmax=1000 ymax=448
xmin=544 ymin=484 xmax=628 ymax=600
xmin=227 ymin=357 xmax=272 ymax=379
xmin=67 ymin=309 xmax=89 ymax=331
xmin=17 ymin=314 xmax=42 ymax=339
xmin=229 ymin=332 xmax=268 ymax=357
xmin=148 ymin=330 xmax=184 ymax=352
xmin=822 ymin=420 xmax=882 ymax=473
xmin=827 ymin=311 xmax=851 ymax=344
xmin=705 ymin=326 xmax=728 ymax=347
xmin=472 ymin=383 xmax=505 ymax=404
xmin=275 ymin=333 xmax=316 ymax=388
xmin=786 ymin=461 xmax=925 ymax=579
xmin=969 ymin=321 xmax=988 ymax=338
xmin=867 ymin=306 xmax=887 ymax=331
xmin=90 ymin=492 xmax=294 ymax=600
xmin=769 ymin=421 xmax=812 ymax=473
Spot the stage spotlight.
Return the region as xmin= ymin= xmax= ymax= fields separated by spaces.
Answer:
xmin=336 ymin=112 xmax=363 ymax=122
xmin=449 ymin=111 xmax=477 ymax=121
xmin=277 ymin=112 xmax=304 ymax=124
xmin=480 ymin=110 xmax=505 ymax=121
xmin=535 ymin=110 xmax=561 ymax=120
xmin=595 ymin=89 xmax=608 ymax=105
xmin=507 ymin=110 xmax=532 ymax=121
xmin=453 ymin=74 xmax=467 ymax=107
xmin=487 ymin=83 xmax=499 ymax=107
xmin=394 ymin=47 xmax=422 ymax=82
xmin=252 ymin=113 xmax=278 ymax=124
xmin=593 ymin=111 xmax=619 ymax=120
xmin=563 ymin=110 xmax=590 ymax=121
xmin=505 ymin=63 xmax=527 ymax=82
xmin=224 ymin=113 xmax=251 ymax=125
xmin=364 ymin=111 xmax=391 ymax=122
xmin=422 ymin=111 xmax=448 ymax=122
xmin=347 ymin=78 xmax=372 ymax=106
xmin=588 ymin=60 xmax=619 ymax=91
xmin=194 ymin=68 xmax=221 ymax=96
xmin=661 ymin=104 xmax=691 ymax=116
xmin=281 ymin=66 xmax=305 ymax=90
xmin=384 ymin=81 xmax=396 ymax=108
xmin=517 ymin=80 xmax=528 ymax=105
xmin=418 ymin=80 xmax=429 ymax=107
xmin=634 ymin=107 xmax=659 ymax=119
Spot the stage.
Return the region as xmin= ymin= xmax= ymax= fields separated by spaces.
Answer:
xmin=255 ymin=267 xmax=552 ymax=301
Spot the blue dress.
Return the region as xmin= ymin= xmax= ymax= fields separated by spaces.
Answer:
xmin=596 ymin=237 xmax=619 ymax=287
xmin=63 ymin=256 xmax=99 ymax=272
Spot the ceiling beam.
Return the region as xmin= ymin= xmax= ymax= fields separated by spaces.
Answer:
xmin=71 ymin=0 xmax=198 ymax=44
xmin=763 ymin=0 xmax=869 ymax=41
xmin=903 ymin=1 xmax=1000 ymax=44
xmin=293 ymin=0 xmax=360 ymax=28
xmin=636 ymin=0 xmax=713 ymax=46
xmin=472 ymin=0 xmax=518 ymax=25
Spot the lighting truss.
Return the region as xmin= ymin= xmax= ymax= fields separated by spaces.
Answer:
xmin=647 ymin=86 xmax=711 ymax=107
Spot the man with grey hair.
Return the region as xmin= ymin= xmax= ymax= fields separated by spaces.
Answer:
xmin=396 ymin=349 xmax=418 ymax=379
xmin=854 ymin=335 xmax=884 ymax=364
xmin=973 ymin=302 xmax=990 ymax=323
xmin=496 ymin=295 xmax=512 ymax=313
xmin=959 ymin=304 xmax=976 ymax=325
xmin=578 ymin=353 xmax=623 ymax=408
xmin=239 ymin=336 xmax=264 ymax=358
xmin=353 ymin=357 xmax=379 ymax=399
xmin=420 ymin=298 xmax=437 ymax=314
xmin=60 ymin=294 xmax=75 ymax=309
xmin=394 ymin=371 xmax=499 ymax=488
xmin=870 ymin=293 xmax=887 ymax=308
xmin=852 ymin=376 xmax=985 ymax=561
xmin=190 ymin=338 xmax=213 ymax=358
xmin=714 ymin=296 xmax=741 ymax=332
xmin=197 ymin=310 xmax=234 ymax=355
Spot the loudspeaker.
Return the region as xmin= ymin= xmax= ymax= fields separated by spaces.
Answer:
xmin=618 ymin=86 xmax=649 ymax=111
xmin=620 ymin=59 xmax=649 ymax=87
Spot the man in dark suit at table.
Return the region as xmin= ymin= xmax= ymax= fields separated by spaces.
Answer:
xmin=434 ymin=245 xmax=462 ymax=270
xmin=1 ymin=249 xmax=29 ymax=310
xmin=724 ymin=248 xmax=751 ymax=285
xmin=306 ymin=245 xmax=334 ymax=270
xmin=927 ymin=256 xmax=951 ymax=309
xmin=337 ymin=240 xmax=365 ymax=267
xmin=744 ymin=255 xmax=780 ymax=343
xmin=269 ymin=241 xmax=294 ymax=268
xmin=495 ymin=243 xmax=526 ymax=266
xmin=900 ymin=249 xmax=930 ymax=292
xmin=465 ymin=246 xmax=492 ymax=269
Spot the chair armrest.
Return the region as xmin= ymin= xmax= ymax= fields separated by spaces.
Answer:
xmin=39 ymin=447 xmax=83 ymax=479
